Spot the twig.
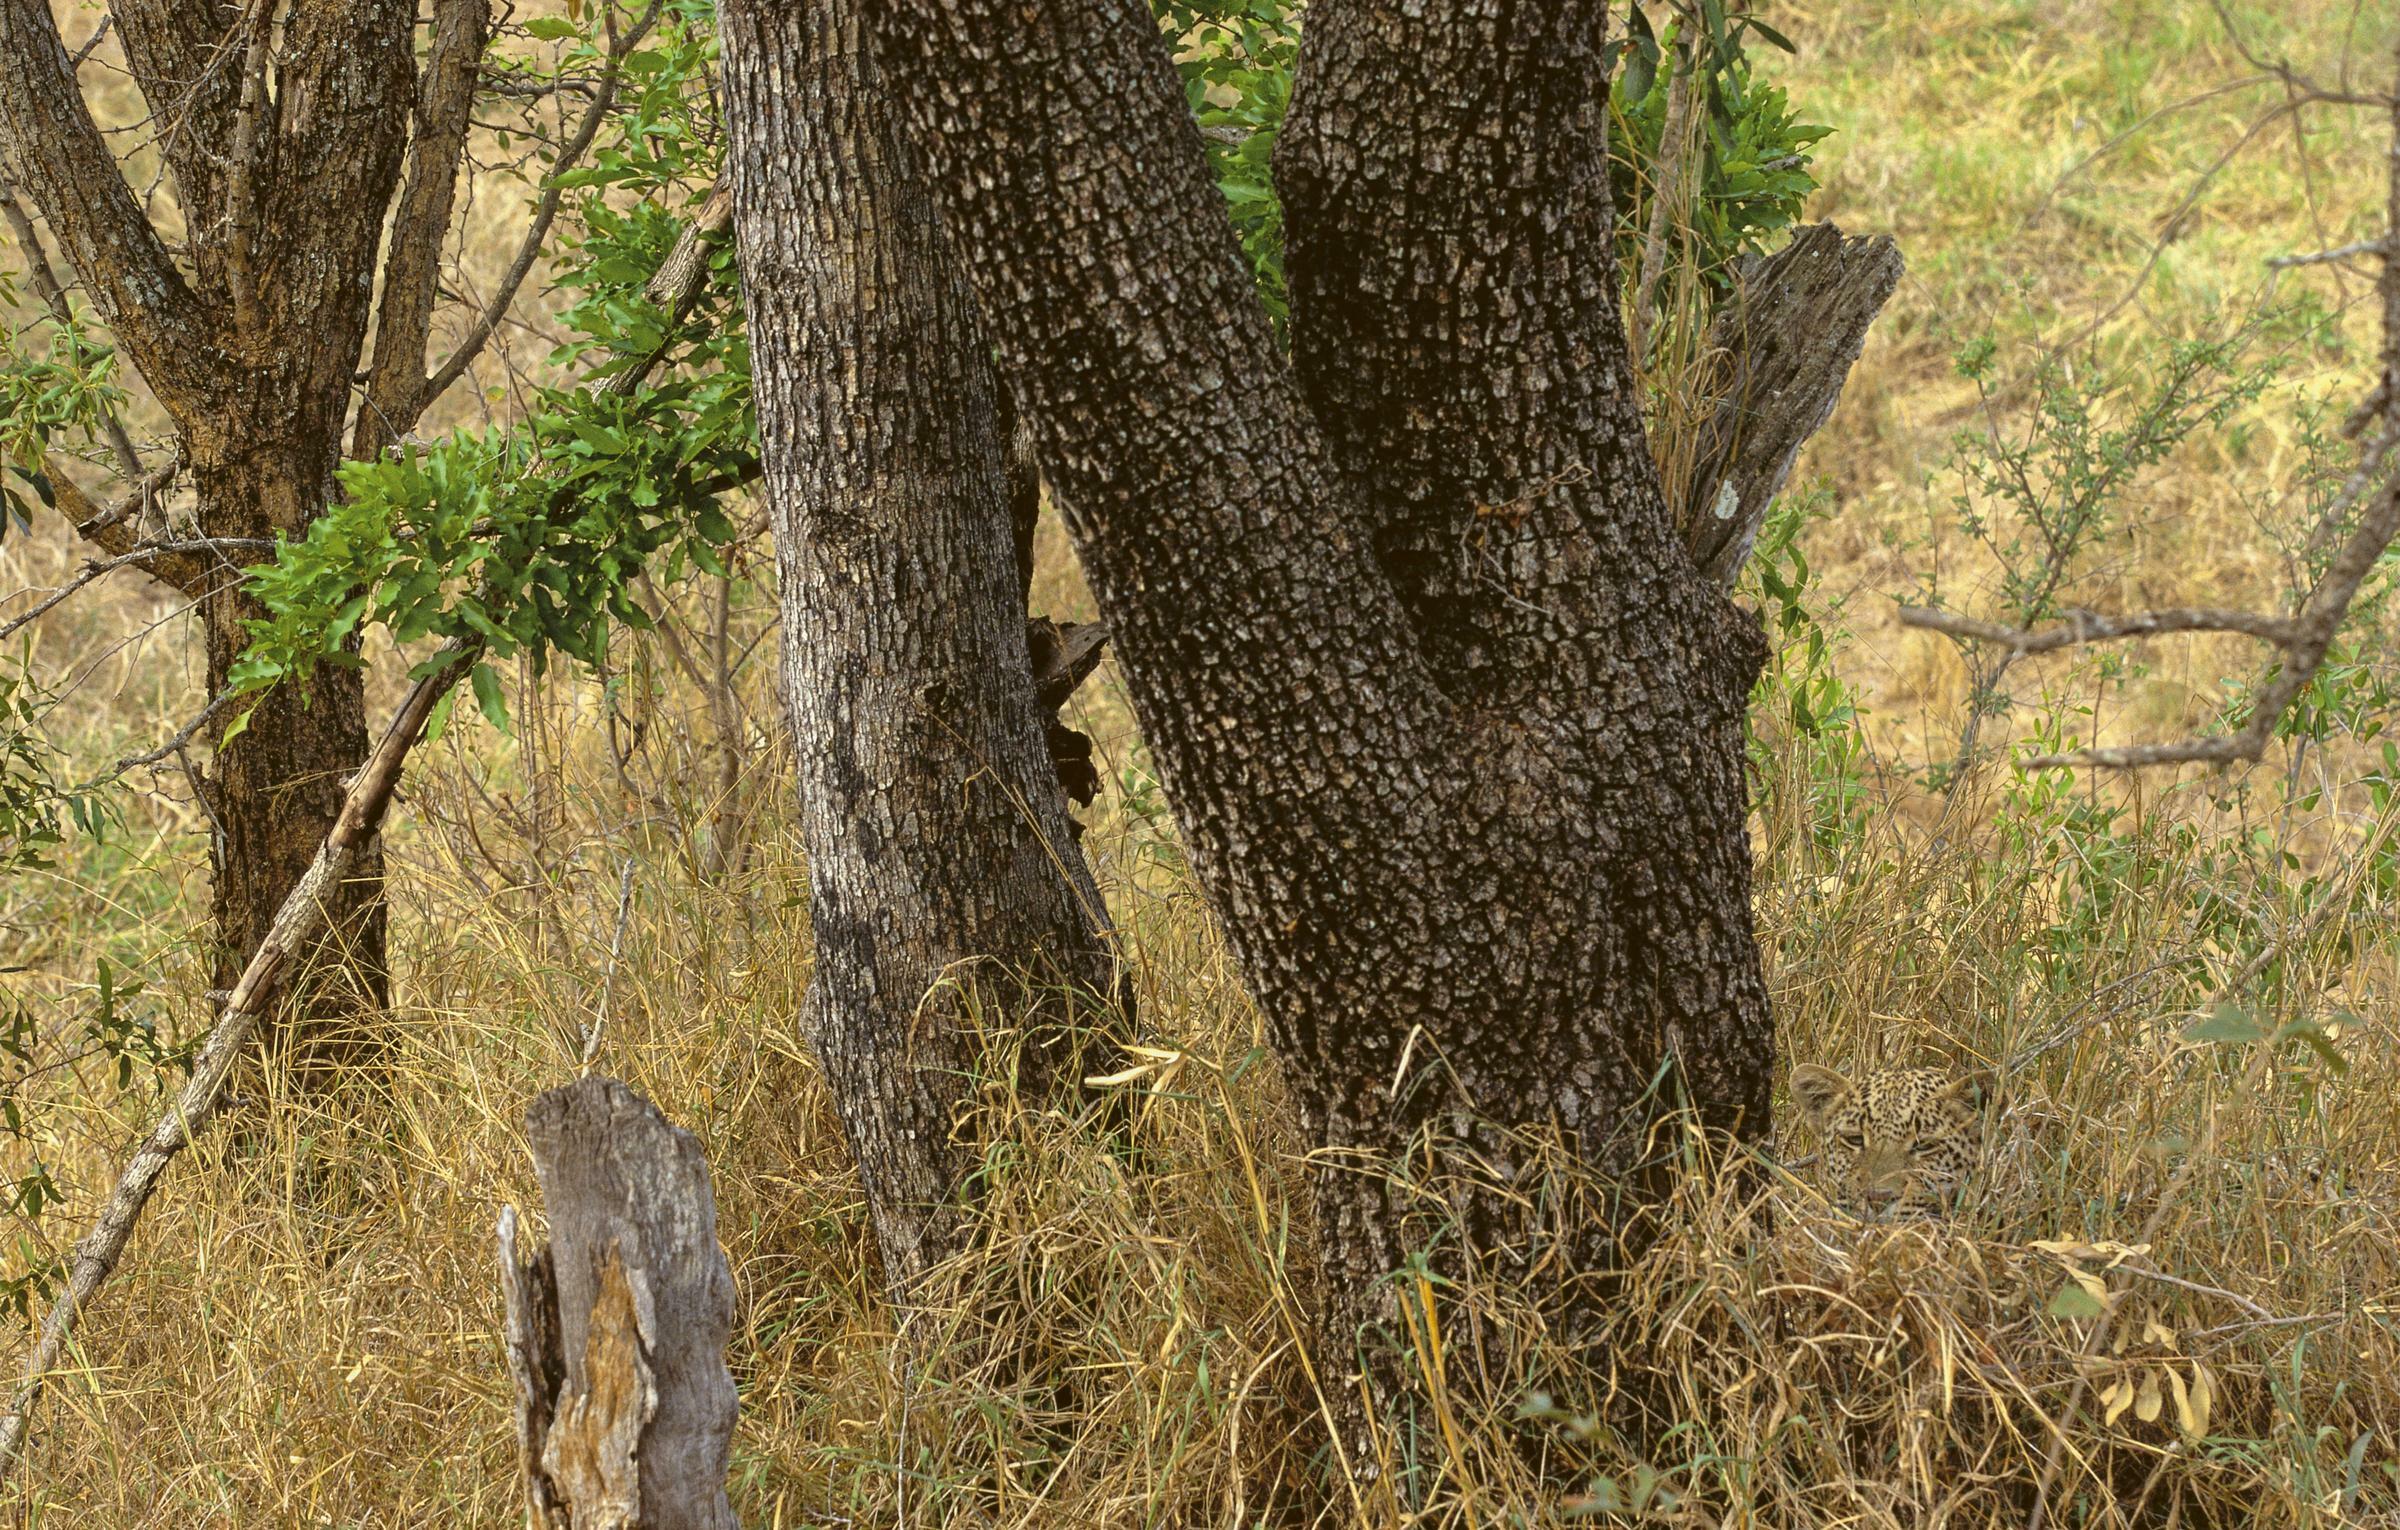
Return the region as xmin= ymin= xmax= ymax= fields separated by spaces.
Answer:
xmin=579 ymin=856 xmax=637 ymax=1069
xmin=2269 ymin=234 xmax=2391 ymax=269
xmin=1628 ymin=31 xmax=1696 ymax=365
xmin=419 ymin=0 xmax=667 ymax=404
xmin=2118 ymin=1262 xmax=2275 ymax=1322
xmin=0 ymin=537 xmax=271 ymax=644
xmin=104 ymin=687 xmax=242 ymax=777
xmin=0 ymin=639 xmax=479 ymax=1476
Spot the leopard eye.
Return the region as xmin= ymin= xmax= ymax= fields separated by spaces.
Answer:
xmin=1838 ymin=1132 xmax=1866 ymax=1148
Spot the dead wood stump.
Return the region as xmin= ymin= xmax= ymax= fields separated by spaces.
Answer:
xmin=499 ymin=1077 xmax=737 ymax=1529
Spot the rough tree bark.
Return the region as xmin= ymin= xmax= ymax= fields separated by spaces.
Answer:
xmin=0 ymin=0 xmax=496 ymax=1068
xmin=836 ymin=0 xmax=1886 ymax=1443
xmin=718 ymin=0 xmax=1121 ymax=1295
xmin=501 ymin=1077 xmax=738 ymax=1530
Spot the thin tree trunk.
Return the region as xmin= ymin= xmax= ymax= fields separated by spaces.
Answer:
xmin=195 ymin=442 xmax=388 ymax=1066
xmin=720 ymin=0 xmax=1120 ymax=1297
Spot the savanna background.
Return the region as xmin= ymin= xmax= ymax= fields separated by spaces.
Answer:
xmin=2 ymin=0 xmax=2397 ymax=1523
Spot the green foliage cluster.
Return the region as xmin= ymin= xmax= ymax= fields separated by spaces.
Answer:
xmin=232 ymin=0 xmax=747 ymax=734
xmin=1608 ymin=0 xmax=1828 ymax=300
xmin=1156 ymin=0 xmax=1299 ymax=335
xmin=0 ymin=960 xmax=190 ymax=1322
xmin=0 ymin=664 xmax=110 ymax=875
xmin=1940 ymin=327 xmax=2280 ymax=634
xmin=0 ymin=271 xmax=126 ymax=536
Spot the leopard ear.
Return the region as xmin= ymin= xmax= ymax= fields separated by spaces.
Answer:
xmin=1946 ymin=1068 xmax=2000 ymax=1111
xmin=1789 ymin=1063 xmax=1854 ymax=1121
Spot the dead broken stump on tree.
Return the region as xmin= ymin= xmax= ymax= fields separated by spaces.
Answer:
xmin=500 ymin=1076 xmax=737 ymax=1530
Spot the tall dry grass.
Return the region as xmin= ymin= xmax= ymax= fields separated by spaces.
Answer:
xmin=1 ymin=0 xmax=2397 ymax=1523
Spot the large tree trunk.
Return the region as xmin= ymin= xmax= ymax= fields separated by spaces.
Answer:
xmin=0 ymin=0 xmax=492 ymax=1069
xmin=851 ymin=0 xmax=1798 ymax=1448
xmin=719 ymin=0 xmax=1120 ymax=1296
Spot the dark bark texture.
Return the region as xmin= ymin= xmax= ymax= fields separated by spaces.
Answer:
xmin=0 ymin=0 xmax=501 ymax=1065
xmin=720 ymin=0 xmax=1120 ymax=1294
xmin=855 ymin=0 xmax=1798 ymax=1432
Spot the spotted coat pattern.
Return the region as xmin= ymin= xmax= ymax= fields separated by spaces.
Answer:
xmin=1790 ymin=1063 xmax=1995 ymax=1211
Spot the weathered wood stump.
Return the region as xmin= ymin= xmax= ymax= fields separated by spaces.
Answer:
xmin=1681 ymin=221 xmax=1906 ymax=587
xmin=499 ymin=1077 xmax=737 ymax=1530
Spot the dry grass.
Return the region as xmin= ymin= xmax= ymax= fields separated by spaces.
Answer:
xmin=3 ymin=0 xmax=2399 ymax=1523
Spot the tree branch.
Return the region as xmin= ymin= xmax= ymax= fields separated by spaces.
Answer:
xmin=1683 ymin=224 xmax=1905 ymax=587
xmin=0 ymin=0 xmax=220 ymax=415
xmin=102 ymin=0 xmax=245 ymax=229
xmin=1897 ymin=604 xmax=2298 ymax=653
xmin=218 ymin=0 xmax=281 ymax=336
xmin=352 ymin=0 xmax=495 ymax=457
xmin=0 ymin=537 xmax=269 ymax=645
xmin=2269 ymin=235 xmax=2390 ymax=269
xmin=418 ymin=0 xmax=666 ymax=406
xmin=39 ymin=453 xmax=204 ymax=592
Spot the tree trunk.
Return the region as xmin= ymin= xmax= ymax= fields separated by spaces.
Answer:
xmin=193 ymin=440 xmax=388 ymax=1064
xmin=719 ymin=0 xmax=1120 ymax=1297
xmin=850 ymin=0 xmax=1845 ymax=1448
xmin=0 ymin=0 xmax=488 ymax=1068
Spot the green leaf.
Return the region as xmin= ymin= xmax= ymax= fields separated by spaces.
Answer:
xmin=2183 ymin=1004 xmax=2268 ymax=1046
xmin=1745 ymin=17 xmax=1799 ymax=53
xmin=469 ymin=662 xmax=511 ymax=735
xmin=2047 ymin=1279 xmax=2107 ymax=1321
xmin=422 ymin=686 xmax=459 ymax=747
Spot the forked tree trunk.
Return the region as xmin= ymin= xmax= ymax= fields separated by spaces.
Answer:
xmin=719 ymin=0 xmax=1120 ymax=1296
xmin=848 ymin=0 xmax=1828 ymax=1448
xmin=0 ymin=0 xmax=479 ymax=1067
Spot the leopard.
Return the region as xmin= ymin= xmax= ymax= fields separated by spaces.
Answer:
xmin=1788 ymin=1062 xmax=1997 ymax=1212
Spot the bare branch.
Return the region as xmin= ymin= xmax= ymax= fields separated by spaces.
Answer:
xmin=1627 ymin=33 xmax=1695 ymax=366
xmin=418 ymin=0 xmax=667 ymax=406
xmin=1898 ymin=604 xmax=2297 ymax=653
xmin=38 ymin=453 xmax=205 ymax=592
xmin=218 ymin=0 xmax=280 ymax=335
xmin=352 ymin=0 xmax=496 ymax=457
xmin=0 ymin=536 xmax=270 ymax=645
xmin=2269 ymin=235 xmax=2391 ymax=269
xmin=104 ymin=686 xmax=241 ymax=776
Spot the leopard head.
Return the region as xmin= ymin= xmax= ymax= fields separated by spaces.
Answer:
xmin=1789 ymin=1062 xmax=1996 ymax=1212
